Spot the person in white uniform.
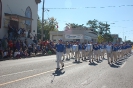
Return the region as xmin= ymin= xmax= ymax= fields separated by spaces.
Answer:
xmin=72 ymin=42 xmax=79 ymax=62
xmin=86 ymin=41 xmax=93 ymax=63
xmin=65 ymin=42 xmax=71 ymax=59
xmin=106 ymin=43 xmax=113 ymax=64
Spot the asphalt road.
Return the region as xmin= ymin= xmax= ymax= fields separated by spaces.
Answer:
xmin=0 ymin=54 xmax=133 ymax=88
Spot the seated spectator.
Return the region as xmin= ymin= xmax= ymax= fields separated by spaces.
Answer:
xmin=14 ymin=49 xmax=20 ymax=59
xmin=42 ymin=46 xmax=47 ymax=55
xmin=3 ymin=50 xmax=8 ymax=58
xmin=27 ymin=44 xmax=33 ymax=56
xmin=24 ymin=49 xmax=28 ymax=57
xmin=0 ymin=50 xmax=3 ymax=59
xmin=8 ymin=40 xmax=13 ymax=50
xmin=8 ymin=48 xmax=13 ymax=58
xmin=20 ymin=48 xmax=24 ymax=58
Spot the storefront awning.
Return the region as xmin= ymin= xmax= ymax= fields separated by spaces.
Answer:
xmin=4 ymin=13 xmax=33 ymax=21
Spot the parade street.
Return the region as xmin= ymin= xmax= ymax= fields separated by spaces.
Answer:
xmin=0 ymin=55 xmax=133 ymax=88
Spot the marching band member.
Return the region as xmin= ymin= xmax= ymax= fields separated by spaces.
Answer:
xmin=62 ymin=42 xmax=66 ymax=61
xmin=70 ymin=42 xmax=75 ymax=59
xmin=106 ymin=42 xmax=113 ymax=64
xmin=118 ymin=44 xmax=122 ymax=59
xmin=93 ymin=43 xmax=99 ymax=61
xmin=81 ymin=43 xmax=87 ymax=61
xmin=112 ymin=44 xmax=118 ymax=62
xmin=100 ymin=43 xmax=105 ymax=59
xmin=86 ymin=41 xmax=93 ymax=63
xmin=55 ymin=39 xmax=64 ymax=70
xmin=78 ymin=42 xmax=82 ymax=59
xmin=97 ymin=43 xmax=101 ymax=61
xmin=72 ymin=42 xmax=79 ymax=62
xmin=66 ymin=42 xmax=71 ymax=59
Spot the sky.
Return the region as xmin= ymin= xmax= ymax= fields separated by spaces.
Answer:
xmin=38 ymin=0 xmax=133 ymax=41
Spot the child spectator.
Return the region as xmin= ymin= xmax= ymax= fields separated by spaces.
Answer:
xmin=3 ymin=49 xmax=8 ymax=58
xmin=14 ymin=49 xmax=20 ymax=59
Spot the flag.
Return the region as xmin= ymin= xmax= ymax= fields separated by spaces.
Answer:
xmin=56 ymin=25 xmax=58 ymax=28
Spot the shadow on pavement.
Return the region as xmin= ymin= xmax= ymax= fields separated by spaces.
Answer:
xmin=110 ymin=56 xmax=131 ymax=68
xmin=109 ymin=64 xmax=119 ymax=68
xmin=73 ymin=61 xmax=82 ymax=64
xmin=52 ymin=68 xmax=65 ymax=76
xmin=89 ymin=62 xmax=98 ymax=66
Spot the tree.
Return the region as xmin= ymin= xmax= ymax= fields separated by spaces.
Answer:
xmin=37 ymin=17 xmax=58 ymax=40
xmin=103 ymin=33 xmax=113 ymax=42
xmin=86 ymin=19 xmax=98 ymax=33
xmin=65 ymin=23 xmax=84 ymax=29
xmin=98 ymin=22 xmax=110 ymax=35
xmin=97 ymin=35 xmax=104 ymax=43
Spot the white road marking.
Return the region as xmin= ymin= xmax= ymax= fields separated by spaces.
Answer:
xmin=0 ymin=62 xmax=73 ymax=78
xmin=0 ymin=64 xmax=76 ymax=86
xmin=121 ymin=61 xmax=126 ymax=68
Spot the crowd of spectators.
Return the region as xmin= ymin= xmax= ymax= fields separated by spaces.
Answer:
xmin=7 ymin=23 xmax=33 ymax=40
xmin=0 ymin=37 xmax=56 ymax=60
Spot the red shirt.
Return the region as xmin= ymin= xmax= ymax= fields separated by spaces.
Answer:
xmin=8 ymin=41 xmax=13 ymax=48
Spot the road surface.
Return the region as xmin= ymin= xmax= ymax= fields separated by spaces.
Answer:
xmin=0 ymin=54 xmax=133 ymax=88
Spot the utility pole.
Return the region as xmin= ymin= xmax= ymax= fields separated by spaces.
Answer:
xmin=41 ymin=0 xmax=45 ymax=40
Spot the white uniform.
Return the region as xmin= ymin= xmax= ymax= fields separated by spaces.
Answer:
xmin=72 ymin=44 xmax=79 ymax=61
xmin=66 ymin=44 xmax=71 ymax=59
xmin=86 ymin=44 xmax=93 ymax=61
xmin=106 ymin=45 xmax=112 ymax=64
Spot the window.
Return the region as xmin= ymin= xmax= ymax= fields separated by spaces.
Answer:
xmin=25 ymin=6 xmax=32 ymax=30
xmin=0 ymin=0 xmax=2 ymax=28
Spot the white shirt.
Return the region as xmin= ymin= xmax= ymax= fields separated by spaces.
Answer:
xmin=86 ymin=44 xmax=93 ymax=51
xmin=72 ymin=45 xmax=78 ymax=52
xmin=14 ymin=52 xmax=18 ymax=57
xmin=106 ymin=45 xmax=112 ymax=53
xmin=4 ymin=52 xmax=8 ymax=56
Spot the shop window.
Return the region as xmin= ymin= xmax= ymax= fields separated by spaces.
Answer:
xmin=25 ymin=6 xmax=32 ymax=30
xmin=0 ymin=0 xmax=2 ymax=28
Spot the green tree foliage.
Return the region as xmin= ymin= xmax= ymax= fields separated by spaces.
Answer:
xmin=37 ymin=17 xmax=58 ymax=40
xmin=97 ymin=35 xmax=104 ymax=43
xmin=86 ymin=19 xmax=113 ymax=43
xmin=65 ymin=23 xmax=84 ymax=28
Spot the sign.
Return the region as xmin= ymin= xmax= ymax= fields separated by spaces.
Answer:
xmin=65 ymin=34 xmax=83 ymax=39
xmin=84 ymin=36 xmax=92 ymax=40
xmin=11 ymin=16 xmax=18 ymax=21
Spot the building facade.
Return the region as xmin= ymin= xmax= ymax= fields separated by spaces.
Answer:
xmin=0 ymin=0 xmax=41 ymax=38
xmin=111 ymin=34 xmax=122 ymax=44
xmin=50 ymin=27 xmax=98 ymax=43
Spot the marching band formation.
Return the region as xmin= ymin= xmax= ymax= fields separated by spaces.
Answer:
xmin=55 ymin=39 xmax=132 ymax=69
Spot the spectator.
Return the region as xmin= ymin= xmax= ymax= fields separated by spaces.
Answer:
xmin=3 ymin=49 xmax=8 ymax=58
xmin=14 ymin=49 xmax=20 ymax=59
xmin=16 ymin=40 xmax=20 ymax=51
xmin=8 ymin=40 xmax=13 ymax=50
xmin=33 ymin=34 xmax=37 ymax=44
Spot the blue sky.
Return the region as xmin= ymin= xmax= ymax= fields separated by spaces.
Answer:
xmin=38 ymin=0 xmax=133 ymax=41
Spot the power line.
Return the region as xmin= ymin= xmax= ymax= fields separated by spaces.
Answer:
xmin=45 ymin=4 xmax=133 ymax=9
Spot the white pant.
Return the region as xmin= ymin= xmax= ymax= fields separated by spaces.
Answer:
xmin=66 ymin=48 xmax=71 ymax=59
xmin=56 ymin=52 xmax=64 ymax=68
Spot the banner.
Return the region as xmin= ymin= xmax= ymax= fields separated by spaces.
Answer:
xmin=84 ymin=36 xmax=92 ymax=40
xmin=65 ymin=34 xmax=83 ymax=39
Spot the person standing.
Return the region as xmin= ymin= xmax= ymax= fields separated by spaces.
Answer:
xmin=81 ymin=43 xmax=87 ymax=61
xmin=106 ymin=43 xmax=113 ymax=64
xmin=55 ymin=39 xmax=64 ymax=70
xmin=72 ymin=42 xmax=79 ymax=62
xmin=66 ymin=42 xmax=71 ymax=59
xmin=86 ymin=41 xmax=93 ymax=63
xmin=112 ymin=44 xmax=118 ymax=62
